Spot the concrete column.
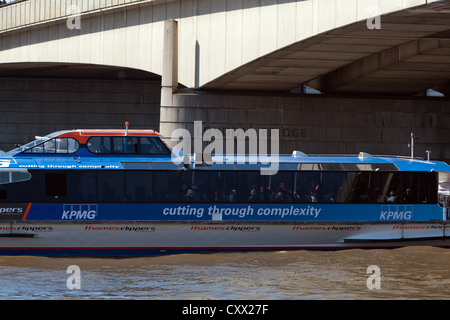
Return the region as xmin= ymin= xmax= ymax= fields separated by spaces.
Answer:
xmin=161 ymin=19 xmax=178 ymax=106
xmin=160 ymin=19 xmax=179 ymax=142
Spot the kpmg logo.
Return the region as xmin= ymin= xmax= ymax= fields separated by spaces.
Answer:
xmin=380 ymin=205 xmax=413 ymax=220
xmin=62 ymin=204 xmax=98 ymax=220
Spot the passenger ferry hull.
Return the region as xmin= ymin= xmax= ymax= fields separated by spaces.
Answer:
xmin=1 ymin=128 xmax=449 ymax=256
xmin=1 ymin=221 xmax=450 ymax=256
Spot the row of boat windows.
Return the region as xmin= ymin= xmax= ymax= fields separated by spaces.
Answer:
xmin=0 ymin=170 xmax=437 ymax=204
xmin=87 ymin=137 xmax=170 ymax=155
xmin=24 ymin=138 xmax=79 ymax=154
xmin=22 ymin=137 xmax=170 ymax=155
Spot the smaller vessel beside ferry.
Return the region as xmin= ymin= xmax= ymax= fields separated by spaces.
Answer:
xmin=0 ymin=127 xmax=449 ymax=256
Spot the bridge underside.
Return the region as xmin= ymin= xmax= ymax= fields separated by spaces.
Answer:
xmin=202 ymin=1 xmax=450 ymax=96
xmin=0 ymin=62 xmax=160 ymax=81
xmin=0 ymin=62 xmax=161 ymax=150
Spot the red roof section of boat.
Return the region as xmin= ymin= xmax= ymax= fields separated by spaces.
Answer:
xmin=57 ymin=129 xmax=161 ymax=143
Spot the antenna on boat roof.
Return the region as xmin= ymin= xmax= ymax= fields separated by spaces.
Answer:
xmin=125 ymin=121 xmax=129 ymax=136
xmin=408 ymin=132 xmax=419 ymax=160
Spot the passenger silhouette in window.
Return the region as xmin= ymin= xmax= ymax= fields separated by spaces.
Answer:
xmin=185 ymin=189 xmax=196 ymax=202
xmin=386 ymin=191 xmax=397 ymax=203
xmin=247 ymin=189 xmax=261 ymax=203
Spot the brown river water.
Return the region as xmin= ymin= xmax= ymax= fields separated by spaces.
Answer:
xmin=0 ymin=246 xmax=450 ymax=300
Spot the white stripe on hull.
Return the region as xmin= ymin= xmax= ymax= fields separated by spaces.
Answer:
xmin=1 ymin=221 xmax=450 ymax=253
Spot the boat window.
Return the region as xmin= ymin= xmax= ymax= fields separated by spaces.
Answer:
xmin=154 ymin=171 xmax=181 ymax=202
xmin=87 ymin=137 xmax=112 ymax=154
xmin=320 ymin=172 xmax=348 ymax=203
xmin=293 ymin=171 xmax=321 ymax=203
xmin=373 ymin=172 xmax=401 ymax=203
xmin=113 ymin=137 xmax=138 ymax=154
xmin=97 ymin=171 xmax=125 ymax=202
xmin=439 ymin=172 xmax=450 ymax=207
xmin=141 ymin=137 xmax=170 ymax=155
xmin=0 ymin=170 xmax=45 ymax=202
xmin=24 ymin=138 xmax=79 ymax=154
xmin=67 ymin=170 xmax=97 ymax=202
xmin=53 ymin=138 xmax=79 ymax=154
xmin=349 ymin=172 xmax=374 ymax=203
xmin=28 ymin=143 xmax=44 ymax=153
xmin=45 ymin=172 xmax=67 ymax=197
xmin=44 ymin=140 xmax=56 ymax=153
xmin=181 ymin=171 xmax=209 ymax=202
xmin=0 ymin=169 xmax=439 ymax=205
xmin=56 ymin=138 xmax=69 ymax=154
xmin=125 ymin=171 xmax=153 ymax=202
xmin=0 ymin=169 xmax=31 ymax=185
xmin=237 ymin=171 xmax=265 ymax=202
xmin=210 ymin=171 xmax=238 ymax=202
xmin=400 ymin=172 xmax=429 ymax=204
xmin=265 ymin=171 xmax=293 ymax=203
xmin=87 ymin=136 xmax=170 ymax=155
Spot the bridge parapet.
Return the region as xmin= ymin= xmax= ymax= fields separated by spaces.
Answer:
xmin=0 ymin=0 xmax=160 ymax=33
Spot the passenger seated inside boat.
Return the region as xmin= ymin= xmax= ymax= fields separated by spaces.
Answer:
xmin=402 ymin=188 xmax=416 ymax=203
xmin=185 ymin=189 xmax=196 ymax=202
xmin=386 ymin=191 xmax=397 ymax=203
xmin=247 ymin=189 xmax=262 ymax=203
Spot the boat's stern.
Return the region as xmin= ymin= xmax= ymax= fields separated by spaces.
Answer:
xmin=439 ymin=172 xmax=450 ymax=219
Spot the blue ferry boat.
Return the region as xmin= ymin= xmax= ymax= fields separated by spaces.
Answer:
xmin=0 ymin=128 xmax=449 ymax=256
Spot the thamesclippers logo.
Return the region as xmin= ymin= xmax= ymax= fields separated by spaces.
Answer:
xmin=0 ymin=204 xmax=28 ymax=220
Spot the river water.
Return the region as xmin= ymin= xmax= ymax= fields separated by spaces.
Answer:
xmin=1 ymin=246 xmax=450 ymax=301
